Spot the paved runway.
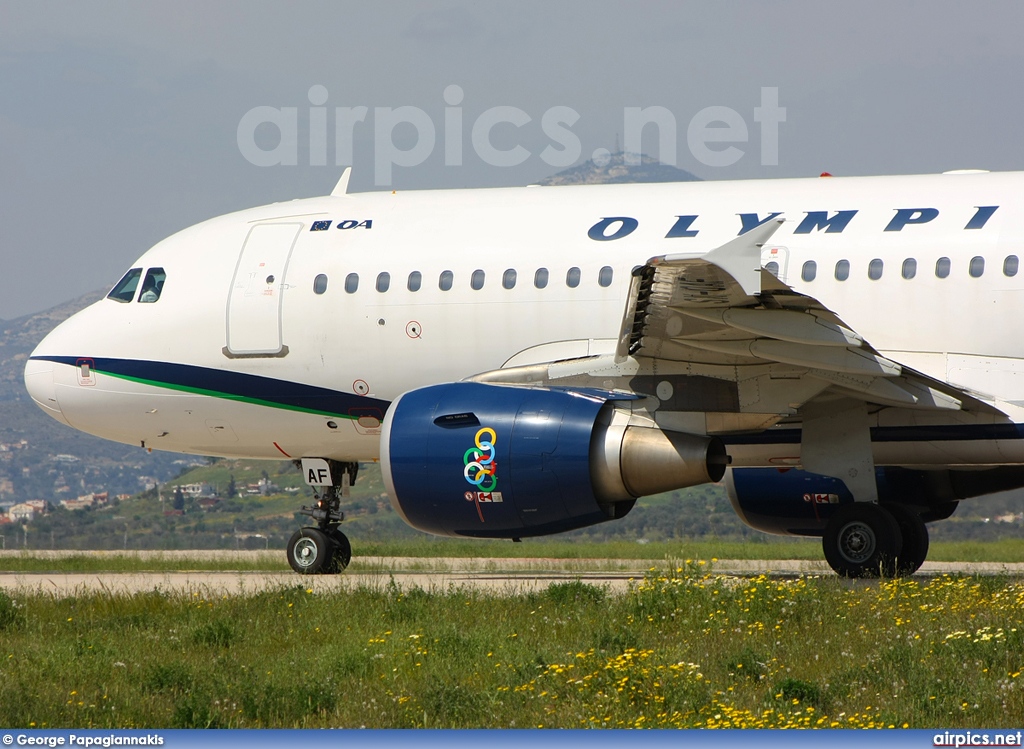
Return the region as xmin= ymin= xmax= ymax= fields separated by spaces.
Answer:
xmin=1 ymin=553 xmax=1022 ymax=595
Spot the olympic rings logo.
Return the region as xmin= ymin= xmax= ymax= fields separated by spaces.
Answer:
xmin=463 ymin=427 xmax=497 ymax=492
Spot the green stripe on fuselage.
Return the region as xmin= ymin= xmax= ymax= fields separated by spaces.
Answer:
xmin=99 ymin=370 xmax=358 ymax=420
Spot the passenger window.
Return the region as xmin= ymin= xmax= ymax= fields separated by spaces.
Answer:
xmin=1004 ymin=255 xmax=1019 ymax=277
xmin=138 ymin=268 xmax=166 ymax=303
xmin=834 ymin=259 xmax=850 ymax=281
xmin=502 ymin=269 xmax=517 ymax=289
xmin=765 ymin=261 xmax=780 ymax=277
xmin=313 ymin=274 xmax=328 ymax=295
xmin=801 ymin=261 xmax=816 ymax=282
xmin=566 ymin=267 xmax=581 ymax=288
xmin=902 ymin=258 xmax=917 ymax=280
xmin=969 ymin=256 xmax=985 ymax=278
xmin=534 ymin=268 xmax=549 ymax=289
xmin=376 ymin=272 xmax=390 ymax=292
xmin=407 ymin=271 xmax=422 ymax=291
xmin=471 ymin=269 xmax=485 ymax=290
xmin=107 ymin=268 xmax=143 ymax=303
xmin=935 ymin=257 xmax=951 ymax=278
xmin=439 ymin=270 xmax=454 ymax=291
xmin=868 ymin=259 xmax=883 ymax=280
xmin=598 ymin=266 xmax=613 ymax=287
xmin=344 ymin=273 xmax=359 ymax=293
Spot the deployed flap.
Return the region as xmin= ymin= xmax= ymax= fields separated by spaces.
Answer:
xmin=657 ymin=218 xmax=784 ymax=297
xmin=616 ymin=220 xmax=785 ymax=361
xmin=613 ymin=222 xmax=993 ymax=415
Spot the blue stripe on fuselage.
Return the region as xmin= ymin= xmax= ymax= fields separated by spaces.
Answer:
xmin=31 ymin=355 xmax=391 ymax=418
xmin=722 ymin=423 xmax=1024 ymax=445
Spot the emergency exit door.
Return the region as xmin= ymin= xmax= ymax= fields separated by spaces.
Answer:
xmin=760 ymin=244 xmax=790 ymax=284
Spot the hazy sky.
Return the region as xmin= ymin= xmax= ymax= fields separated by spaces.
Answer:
xmin=2 ymin=1 xmax=1024 ymax=320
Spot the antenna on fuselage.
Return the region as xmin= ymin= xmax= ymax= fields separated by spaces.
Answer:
xmin=331 ymin=167 xmax=352 ymax=197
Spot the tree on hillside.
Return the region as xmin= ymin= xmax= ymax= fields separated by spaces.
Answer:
xmin=172 ymin=486 xmax=184 ymax=511
xmin=227 ymin=475 xmax=237 ymax=498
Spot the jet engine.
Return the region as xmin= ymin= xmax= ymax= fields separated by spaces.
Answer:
xmin=726 ymin=465 xmax=1024 ymax=536
xmin=380 ymin=382 xmax=727 ymax=538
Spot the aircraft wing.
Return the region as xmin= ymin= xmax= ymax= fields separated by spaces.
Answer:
xmin=473 ymin=219 xmax=996 ymax=431
xmin=617 ymin=218 xmax=995 ymax=415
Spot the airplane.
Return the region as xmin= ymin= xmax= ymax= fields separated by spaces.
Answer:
xmin=22 ymin=167 xmax=1024 ymax=577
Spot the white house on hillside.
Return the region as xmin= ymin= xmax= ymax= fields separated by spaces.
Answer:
xmin=8 ymin=504 xmax=36 ymax=522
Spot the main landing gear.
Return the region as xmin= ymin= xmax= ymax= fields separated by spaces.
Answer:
xmin=287 ymin=460 xmax=358 ymax=575
xmin=822 ymin=502 xmax=929 ymax=578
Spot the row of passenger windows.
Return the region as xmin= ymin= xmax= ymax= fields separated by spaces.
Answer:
xmin=314 ymin=266 xmax=616 ymax=295
xmin=793 ymin=255 xmax=1021 ymax=283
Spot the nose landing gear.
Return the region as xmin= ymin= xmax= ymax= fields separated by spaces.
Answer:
xmin=287 ymin=460 xmax=357 ymax=575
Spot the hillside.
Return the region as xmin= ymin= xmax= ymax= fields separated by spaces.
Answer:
xmin=15 ymin=454 xmax=762 ymax=551
xmin=8 ymin=450 xmax=1024 ymax=552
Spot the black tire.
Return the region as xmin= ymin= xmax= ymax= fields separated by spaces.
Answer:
xmin=287 ymin=528 xmax=331 ymax=574
xmin=325 ymin=528 xmax=352 ymax=574
xmin=885 ymin=503 xmax=929 ymax=577
xmin=822 ymin=503 xmax=902 ymax=578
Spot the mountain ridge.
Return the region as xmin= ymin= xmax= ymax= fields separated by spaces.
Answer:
xmin=538 ymin=151 xmax=701 ymax=186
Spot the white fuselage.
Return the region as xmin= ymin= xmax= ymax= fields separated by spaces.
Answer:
xmin=25 ymin=171 xmax=1024 ymax=468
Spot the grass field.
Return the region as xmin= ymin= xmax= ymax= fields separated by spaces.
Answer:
xmin=2 ymin=538 xmax=1024 ymax=572
xmin=1 ymin=562 xmax=1023 ymax=729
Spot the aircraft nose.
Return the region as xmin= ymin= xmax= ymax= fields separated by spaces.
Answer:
xmin=24 ymin=357 xmax=71 ymax=426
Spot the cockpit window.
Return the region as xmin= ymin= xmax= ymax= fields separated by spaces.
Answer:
xmin=107 ymin=268 xmax=143 ymax=303
xmin=138 ymin=268 xmax=166 ymax=303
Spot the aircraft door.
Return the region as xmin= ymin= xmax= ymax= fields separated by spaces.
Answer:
xmin=225 ymin=223 xmax=302 ymax=357
xmin=761 ymin=244 xmax=790 ymax=284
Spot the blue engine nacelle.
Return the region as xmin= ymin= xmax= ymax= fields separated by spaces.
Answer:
xmin=726 ymin=467 xmax=854 ymax=537
xmin=726 ymin=465 xmax=1024 ymax=536
xmin=381 ymin=382 xmax=727 ymax=538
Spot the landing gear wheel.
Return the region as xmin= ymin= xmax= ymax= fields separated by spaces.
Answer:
xmin=325 ymin=528 xmax=352 ymax=574
xmin=287 ymin=528 xmax=331 ymax=574
xmin=885 ymin=504 xmax=929 ymax=577
xmin=822 ymin=503 xmax=902 ymax=578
